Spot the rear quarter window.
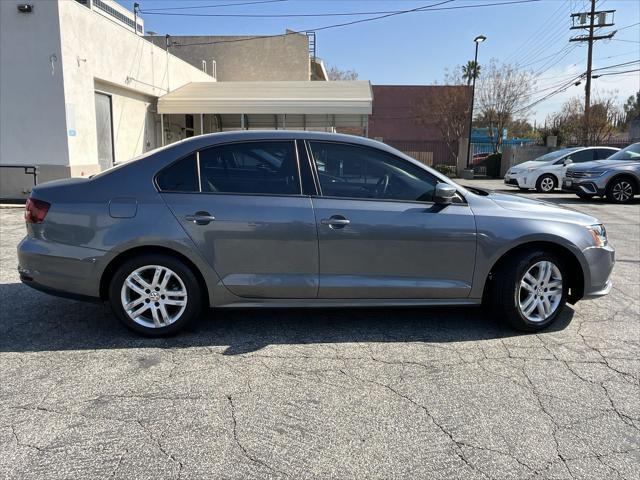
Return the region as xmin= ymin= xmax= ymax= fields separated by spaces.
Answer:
xmin=156 ymin=154 xmax=198 ymax=192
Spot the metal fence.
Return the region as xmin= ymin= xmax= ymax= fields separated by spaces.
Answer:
xmin=384 ymin=140 xmax=457 ymax=167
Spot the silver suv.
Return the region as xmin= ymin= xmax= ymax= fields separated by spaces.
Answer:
xmin=563 ymin=142 xmax=640 ymax=203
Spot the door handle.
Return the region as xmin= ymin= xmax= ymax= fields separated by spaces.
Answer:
xmin=321 ymin=215 xmax=350 ymax=229
xmin=185 ymin=211 xmax=216 ymax=225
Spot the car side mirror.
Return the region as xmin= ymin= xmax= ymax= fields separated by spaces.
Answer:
xmin=564 ymin=158 xmax=573 ymax=165
xmin=434 ymin=183 xmax=457 ymax=205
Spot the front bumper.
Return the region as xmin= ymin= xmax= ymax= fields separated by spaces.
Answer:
xmin=562 ymin=178 xmax=604 ymax=196
xmin=17 ymin=236 xmax=105 ymax=301
xmin=504 ymin=172 xmax=534 ymax=189
xmin=581 ymin=244 xmax=615 ymax=299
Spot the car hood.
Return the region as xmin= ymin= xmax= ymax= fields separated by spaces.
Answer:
xmin=511 ymin=160 xmax=550 ymax=170
xmin=487 ymin=191 xmax=598 ymax=225
xmin=569 ymin=159 xmax=636 ymax=171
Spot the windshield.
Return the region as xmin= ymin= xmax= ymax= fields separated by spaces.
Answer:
xmin=606 ymin=143 xmax=640 ymax=161
xmin=534 ymin=148 xmax=579 ymax=163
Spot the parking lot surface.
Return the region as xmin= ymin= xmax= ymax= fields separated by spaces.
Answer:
xmin=1 ymin=180 xmax=638 ymax=479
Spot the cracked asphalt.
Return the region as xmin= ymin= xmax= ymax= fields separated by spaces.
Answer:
xmin=1 ymin=180 xmax=638 ymax=479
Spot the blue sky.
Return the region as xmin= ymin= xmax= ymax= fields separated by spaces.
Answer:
xmin=119 ymin=0 xmax=639 ymax=122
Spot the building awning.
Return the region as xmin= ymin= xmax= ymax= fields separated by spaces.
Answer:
xmin=157 ymin=81 xmax=373 ymax=116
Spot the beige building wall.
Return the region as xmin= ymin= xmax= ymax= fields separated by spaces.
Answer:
xmin=146 ymin=34 xmax=311 ymax=81
xmin=57 ymin=0 xmax=213 ymax=174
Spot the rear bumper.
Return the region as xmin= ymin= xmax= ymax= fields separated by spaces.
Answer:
xmin=17 ymin=236 xmax=105 ymax=301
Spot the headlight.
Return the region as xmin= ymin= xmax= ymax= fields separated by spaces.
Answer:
xmin=587 ymin=224 xmax=608 ymax=247
xmin=582 ymin=171 xmax=605 ymax=178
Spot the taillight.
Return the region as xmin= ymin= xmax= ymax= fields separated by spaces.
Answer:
xmin=25 ymin=198 xmax=50 ymax=224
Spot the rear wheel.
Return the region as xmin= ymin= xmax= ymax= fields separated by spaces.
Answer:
xmin=108 ymin=254 xmax=202 ymax=336
xmin=606 ymin=177 xmax=636 ymax=204
xmin=486 ymin=250 xmax=568 ymax=332
xmin=535 ymin=174 xmax=556 ymax=193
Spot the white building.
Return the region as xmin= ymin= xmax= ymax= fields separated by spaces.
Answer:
xmin=0 ymin=0 xmax=214 ymax=198
xmin=0 ymin=0 xmax=372 ymax=199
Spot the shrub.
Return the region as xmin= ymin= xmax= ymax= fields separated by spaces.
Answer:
xmin=433 ymin=164 xmax=457 ymax=177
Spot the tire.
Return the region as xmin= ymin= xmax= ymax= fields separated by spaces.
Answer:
xmin=108 ymin=254 xmax=202 ymax=336
xmin=576 ymin=192 xmax=594 ymax=200
xmin=535 ymin=174 xmax=557 ymax=193
xmin=486 ymin=249 xmax=568 ymax=332
xmin=605 ymin=177 xmax=636 ymax=204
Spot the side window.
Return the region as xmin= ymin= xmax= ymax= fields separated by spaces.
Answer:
xmin=308 ymin=141 xmax=438 ymax=202
xmin=595 ymin=148 xmax=614 ymax=160
xmin=569 ymin=149 xmax=595 ymax=163
xmin=156 ymin=153 xmax=198 ymax=192
xmin=199 ymin=141 xmax=300 ymax=195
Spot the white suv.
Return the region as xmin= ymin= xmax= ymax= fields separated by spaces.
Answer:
xmin=504 ymin=147 xmax=619 ymax=193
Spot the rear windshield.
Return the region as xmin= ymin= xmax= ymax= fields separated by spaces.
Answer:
xmin=607 ymin=143 xmax=640 ymax=161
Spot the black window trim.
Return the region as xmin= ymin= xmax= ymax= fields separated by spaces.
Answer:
xmin=155 ymin=139 xmax=306 ymax=198
xmin=303 ymin=139 xmax=467 ymax=206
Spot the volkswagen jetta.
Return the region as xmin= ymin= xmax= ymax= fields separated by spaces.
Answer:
xmin=18 ymin=131 xmax=615 ymax=335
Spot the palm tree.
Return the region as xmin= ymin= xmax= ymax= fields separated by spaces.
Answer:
xmin=462 ymin=61 xmax=481 ymax=85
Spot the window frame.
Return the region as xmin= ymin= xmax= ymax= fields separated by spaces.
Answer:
xmin=304 ymin=140 xmax=465 ymax=205
xmin=154 ymin=139 xmax=305 ymax=197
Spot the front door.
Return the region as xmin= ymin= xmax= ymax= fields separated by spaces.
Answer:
xmin=94 ymin=92 xmax=115 ymax=171
xmin=307 ymin=141 xmax=476 ymax=299
xmin=159 ymin=140 xmax=318 ymax=299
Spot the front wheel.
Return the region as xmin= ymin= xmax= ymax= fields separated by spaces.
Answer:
xmin=108 ymin=254 xmax=202 ymax=336
xmin=486 ymin=250 xmax=568 ymax=332
xmin=606 ymin=177 xmax=636 ymax=204
xmin=535 ymin=174 xmax=557 ymax=193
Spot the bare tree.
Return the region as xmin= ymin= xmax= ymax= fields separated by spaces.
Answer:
xmin=550 ymin=94 xmax=621 ymax=145
xmin=476 ymin=60 xmax=535 ymax=152
xmin=413 ymin=69 xmax=470 ymax=163
xmin=327 ymin=66 xmax=359 ymax=81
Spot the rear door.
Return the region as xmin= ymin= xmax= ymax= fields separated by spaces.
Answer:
xmin=158 ymin=140 xmax=318 ymax=299
xmin=306 ymin=141 xmax=477 ymax=299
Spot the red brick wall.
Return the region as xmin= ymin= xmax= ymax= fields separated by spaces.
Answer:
xmin=368 ymin=85 xmax=471 ymax=142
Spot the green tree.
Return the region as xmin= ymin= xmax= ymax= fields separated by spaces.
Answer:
xmin=462 ymin=61 xmax=481 ymax=85
xmin=623 ymin=91 xmax=640 ymax=125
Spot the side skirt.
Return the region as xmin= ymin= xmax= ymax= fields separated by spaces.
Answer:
xmin=215 ymin=298 xmax=482 ymax=308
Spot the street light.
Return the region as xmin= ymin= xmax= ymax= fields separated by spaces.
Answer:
xmin=466 ymin=35 xmax=487 ymax=169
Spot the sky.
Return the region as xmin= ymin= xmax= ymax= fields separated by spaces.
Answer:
xmin=118 ymin=0 xmax=640 ymax=123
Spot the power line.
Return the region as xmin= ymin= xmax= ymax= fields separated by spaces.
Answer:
xmin=592 ymin=68 xmax=640 ymax=77
xmin=171 ymin=0 xmax=541 ymax=47
xmin=144 ymin=0 xmax=541 ymax=18
xmin=142 ymin=0 xmax=288 ymax=12
xmin=504 ymin=0 xmax=569 ymax=63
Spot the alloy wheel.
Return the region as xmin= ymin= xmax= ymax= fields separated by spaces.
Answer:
xmin=120 ymin=265 xmax=188 ymax=328
xmin=517 ymin=261 xmax=563 ymax=323
xmin=612 ymin=181 xmax=633 ymax=202
xmin=540 ymin=176 xmax=555 ymax=192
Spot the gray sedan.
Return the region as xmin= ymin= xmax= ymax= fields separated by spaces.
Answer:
xmin=17 ymin=131 xmax=615 ymax=335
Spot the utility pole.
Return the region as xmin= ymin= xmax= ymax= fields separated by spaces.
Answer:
xmin=569 ymin=0 xmax=616 ymax=145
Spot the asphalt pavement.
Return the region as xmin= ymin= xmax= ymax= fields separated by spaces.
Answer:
xmin=1 ymin=180 xmax=638 ymax=479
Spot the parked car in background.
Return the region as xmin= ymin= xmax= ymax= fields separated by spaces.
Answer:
xmin=472 ymin=152 xmax=490 ymax=165
xmin=18 ymin=132 xmax=615 ymax=336
xmin=504 ymin=146 xmax=620 ymax=193
xmin=563 ymin=142 xmax=640 ymax=203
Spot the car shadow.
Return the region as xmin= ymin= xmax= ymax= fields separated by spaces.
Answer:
xmin=0 ymin=282 xmax=574 ymax=354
